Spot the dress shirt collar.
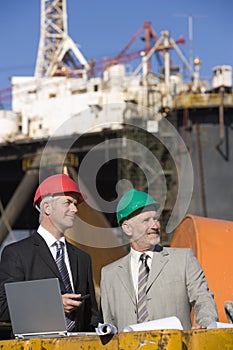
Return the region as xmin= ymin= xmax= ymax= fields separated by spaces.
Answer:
xmin=130 ymin=247 xmax=153 ymax=269
xmin=37 ymin=224 xmax=65 ymax=248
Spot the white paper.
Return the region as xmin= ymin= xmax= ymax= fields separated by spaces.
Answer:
xmin=207 ymin=322 xmax=233 ymax=329
xmin=123 ymin=316 xmax=183 ymax=332
xmin=95 ymin=322 xmax=118 ymax=335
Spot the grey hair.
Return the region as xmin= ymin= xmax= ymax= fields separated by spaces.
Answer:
xmin=38 ymin=195 xmax=58 ymax=223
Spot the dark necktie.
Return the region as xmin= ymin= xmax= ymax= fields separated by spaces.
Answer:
xmin=137 ymin=253 xmax=150 ymax=323
xmin=55 ymin=241 xmax=75 ymax=331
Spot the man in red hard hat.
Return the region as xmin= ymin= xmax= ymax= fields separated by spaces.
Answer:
xmin=33 ymin=173 xmax=86 ymax=209
xmin=0 ymin=173 xmax=100 ymax=333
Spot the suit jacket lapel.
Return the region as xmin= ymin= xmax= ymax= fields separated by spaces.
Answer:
xmin=116 ymin=254 xmax=137 ymax=305
xmin=66 ymin=242 xmax=78 ymax=288
xmin=33 ymin=232 xmax=61 ymax=278
xmin=147 ymin=248 xmax=169 ymax=292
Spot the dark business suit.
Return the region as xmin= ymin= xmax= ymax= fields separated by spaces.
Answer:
xmin=0 ymin=232 xmax=99 ymax=331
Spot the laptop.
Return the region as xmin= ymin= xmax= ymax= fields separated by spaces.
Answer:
xmin=5 ymin=278 xmax=96 ymax=339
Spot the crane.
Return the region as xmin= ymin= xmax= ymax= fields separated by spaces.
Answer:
xmin=89 ymin=21 xmax=185 ymax=77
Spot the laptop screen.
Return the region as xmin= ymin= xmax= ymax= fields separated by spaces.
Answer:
xmin=5 ymin=278 xmax=67 ymax=338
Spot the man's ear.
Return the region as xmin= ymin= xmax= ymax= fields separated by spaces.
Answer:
xmin=43 ymin=201 xmax=52 ymax=216
xmin=122 ymin=220 xmax=132 ymax=237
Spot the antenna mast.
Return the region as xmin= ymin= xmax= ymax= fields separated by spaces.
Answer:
xmin=35 ymin=0 xmax=89 ymax=78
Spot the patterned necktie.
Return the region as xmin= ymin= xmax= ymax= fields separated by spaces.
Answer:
xmin=137 ymin=253 xmax=150 ymax=323
xmin=55 ymin=241 xmax=75 ymax=331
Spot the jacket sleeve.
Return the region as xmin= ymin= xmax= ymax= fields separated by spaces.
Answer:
xmin=100 ymin=266 xmax=116 ymax=327
xmin=185 ymin=249 xmax=218 ymax=326
xmin=0 ymin=244 xmax=25 ymax=321
xmin=86 ymin=255 xmax=101 ymax=329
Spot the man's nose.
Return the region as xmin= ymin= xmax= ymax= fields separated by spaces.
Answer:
xmin=151 ymin=219 xmax=160 ymax=229
xmin=71 ymin=203 xmax=78 ymax=212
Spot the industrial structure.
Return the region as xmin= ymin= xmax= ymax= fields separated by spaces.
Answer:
xmin=0 ymin=0 xmax=233 ymax=345
xmin=0 ymin=1 xmax=232 ymax=255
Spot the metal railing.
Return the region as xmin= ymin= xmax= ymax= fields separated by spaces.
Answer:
xmin=173 ymin=93 xmax=233 ymax=108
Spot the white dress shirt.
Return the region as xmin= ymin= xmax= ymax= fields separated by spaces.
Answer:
xmin=37 ymin=225 xmax=74 ymax=291
xmin=130 ymin=247 xmax=153 ymax=298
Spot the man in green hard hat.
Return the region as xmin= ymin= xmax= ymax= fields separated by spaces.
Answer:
xmin=116 ymin=189 xmax=161 ymax=251
xmin=100 ymin=189 xmax=218 ymax=332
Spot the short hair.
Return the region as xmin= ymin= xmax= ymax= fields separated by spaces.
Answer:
xmin=38 ymin=195 xmax=57 ymax=223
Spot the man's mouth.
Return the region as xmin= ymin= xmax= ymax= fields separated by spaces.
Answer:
xmin=148 ymin=229 xmax=160 ymax=235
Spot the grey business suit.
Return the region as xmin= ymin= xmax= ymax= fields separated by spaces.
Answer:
xmin=100 ymin=247 xmax=218 ymax=331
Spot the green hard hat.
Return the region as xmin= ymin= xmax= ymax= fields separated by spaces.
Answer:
xmin=116 ymin=189 xmax=160 ymax=225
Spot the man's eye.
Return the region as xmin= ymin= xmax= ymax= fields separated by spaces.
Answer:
xmin=64 ymin=200 xmax=77 ymax=207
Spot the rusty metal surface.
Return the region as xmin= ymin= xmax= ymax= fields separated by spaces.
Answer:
xmin=0 ymin=335 xmax=118 ymax=350
xmin=0 ymin=330 xmax=233 ymax=349
xmin=183 ymin=329 xmax=233 ymax=350
xmin=118 ymin=330 xmax=183 ymax=349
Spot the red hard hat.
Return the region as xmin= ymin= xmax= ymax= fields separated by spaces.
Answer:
xmin=33 ymin=174 xmax=85 ymax=208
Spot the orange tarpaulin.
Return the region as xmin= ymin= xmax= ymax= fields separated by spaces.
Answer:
xmin=171 ymin=214 xmax=233 ymax=323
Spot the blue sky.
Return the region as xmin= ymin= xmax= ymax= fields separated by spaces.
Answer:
xmin=0 ymin=0 xmax=232 ymax=107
